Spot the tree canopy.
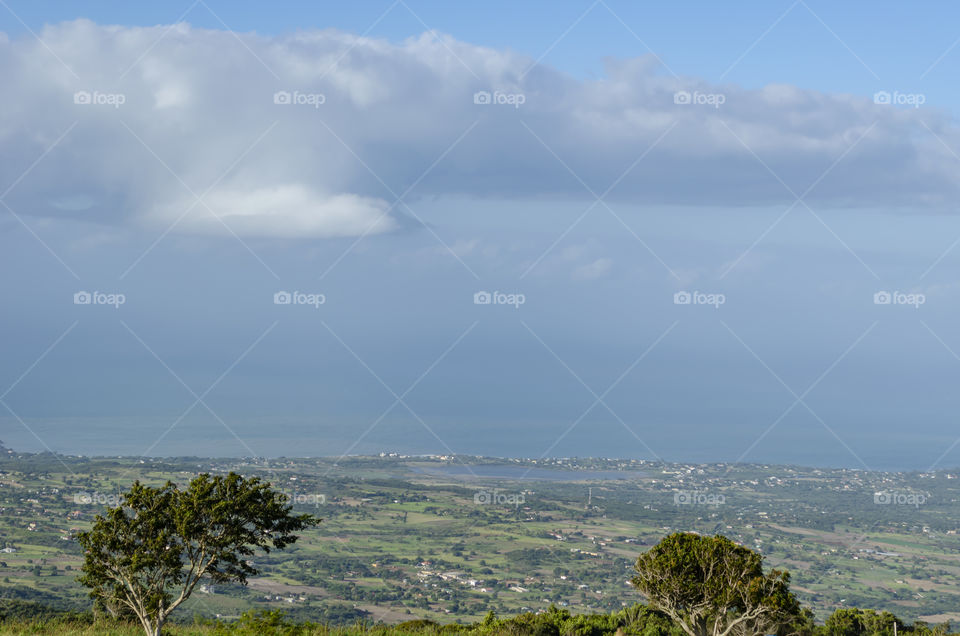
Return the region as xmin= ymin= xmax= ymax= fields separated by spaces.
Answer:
xmin=77 ymin=472 xmax=318 ymax=636
xmin=631 ymin=532 xmax=801 ymax=636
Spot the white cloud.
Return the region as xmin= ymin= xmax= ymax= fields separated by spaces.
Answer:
xmin=156 ymin=185 xmax=393 ymax=238
xmin=572 ymin=257 xmax=613 ymax=281
xmin=1 ymin=20 xmax=959 ymax=239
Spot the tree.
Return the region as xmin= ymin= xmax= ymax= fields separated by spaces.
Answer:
xmin=630 ymin=532 xmax=801 ymax=636
xmin=824 ymin=608 xmax=863 ymax=635
xmin=77 ymin=472 xmax=317 ymax=636
xmin=825 ymin=608 xmax=902 ymax=636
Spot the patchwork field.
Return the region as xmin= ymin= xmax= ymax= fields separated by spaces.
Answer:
xmin=2 ymin=449 xmax=959 ymax=625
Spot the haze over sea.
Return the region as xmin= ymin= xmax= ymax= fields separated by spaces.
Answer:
xmin=1 ymin=415 xmax=950 ymax=472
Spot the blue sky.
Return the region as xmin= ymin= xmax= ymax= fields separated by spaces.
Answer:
xmin=2 ymin=1 xmax=960 ymax=469
xmin=2 ymin=0 xmax=955 ymax=103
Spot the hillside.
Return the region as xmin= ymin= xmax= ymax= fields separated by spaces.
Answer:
xmin=2 ymin=451 xmax=959 ymax=626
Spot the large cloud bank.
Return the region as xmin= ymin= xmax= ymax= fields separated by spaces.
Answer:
xmin=1 ymin=20 xmax=958 ymax=238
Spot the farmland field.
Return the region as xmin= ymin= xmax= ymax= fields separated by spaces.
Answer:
xmin=2 ymin=448 xmax=959 ymax=625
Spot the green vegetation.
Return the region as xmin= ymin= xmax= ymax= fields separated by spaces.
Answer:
xmin=3 ymin=448 xmax=960 ymax=629
xmin=77 ymin=474 xmax=317 ymax=636
xmin=0 ymin=605 xmax=958 ymax=636
xmin=632 ymin=533 xmax=799 ymax=636
xmin=0 ymin=605 xmax=682 ymax=635
xmin=1 ymin=528 xmax=959 ymax=635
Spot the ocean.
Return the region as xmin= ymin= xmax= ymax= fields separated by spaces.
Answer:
xmin=2 ymin=415 xmax=954 ymax=472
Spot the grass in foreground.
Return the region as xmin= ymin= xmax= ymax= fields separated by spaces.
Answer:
xmin=0 ymin=606 xmax=685 ymax=636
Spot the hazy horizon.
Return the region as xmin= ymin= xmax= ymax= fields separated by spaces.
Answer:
xmin=4 ymin=1 xmax=960 ymax=474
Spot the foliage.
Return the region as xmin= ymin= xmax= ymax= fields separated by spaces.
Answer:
xmin=631 ymin=533 xmax=801 ymax=636
xmin=76 ymin=473 xmax=318 ymax=636
xmin=823 ymin=608 xmax=904 ymax=635
xmin=1 ymin=604 xmax=958 ymax=636
xmin=0 ymin=599 xmax=91 ymax=623
xmin=464 ymin=605 xmax=685 ymax=636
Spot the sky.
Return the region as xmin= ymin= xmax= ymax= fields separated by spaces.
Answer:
xmin=2 ymin=1 xmax=960 ymax=469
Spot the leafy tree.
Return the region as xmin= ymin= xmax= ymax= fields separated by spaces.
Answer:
xmin=824 ymin=608 xmax=863 ymax=635
xmin=212 ymin=609 xmax=302 ymax=635
xmin=77 ymin=472 xmax=317 ymax=636
xmin=824 ymin=608 xmax=902 ymax=636
xmin=630 ymin=532 xmax=801 ymax=636
xmin=861 ymin=609 xmax=902 ymax=636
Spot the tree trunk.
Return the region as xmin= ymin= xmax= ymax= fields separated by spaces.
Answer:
xmin=140 ymin=616 xmax=162 ymax=636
